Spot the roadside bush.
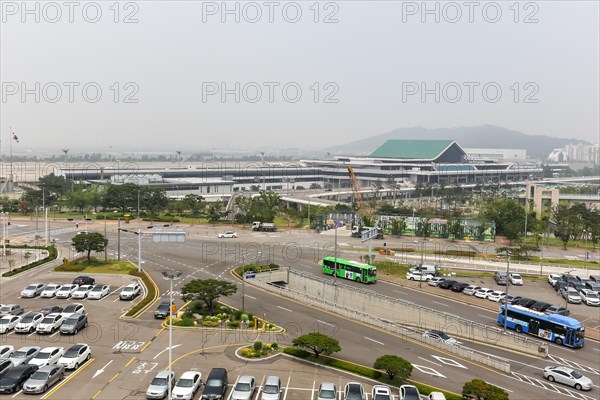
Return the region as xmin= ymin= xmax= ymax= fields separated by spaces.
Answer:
xmin=54 ymin=263 xmax=86 ymax=272
xmin=2 ymin=245 xmax=58 ymax=277
xmin=270 ymin=343 xmax=278 ymax=350
xmin=283 ymin=347 xmax=310 ymax=358
xmin=125 ymin=269 xmax=157 ymax=317
xmin=253 ymin=341 xmax=263 ymax=351
xmin=227 ymin=321 xmax=240 ymax=329
xmin=201 ymin=320 xmax=220 ymax=327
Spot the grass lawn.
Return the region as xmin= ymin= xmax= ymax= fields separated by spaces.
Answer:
xmin=55 ymin=258 xmax=136 ymax=274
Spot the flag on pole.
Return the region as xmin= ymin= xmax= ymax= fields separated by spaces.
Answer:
xmin=12 ymin=133 xmax=19 ymax=143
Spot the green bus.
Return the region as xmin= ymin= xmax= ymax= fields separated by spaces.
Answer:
xmin=321 ymin=257 xmax=377 ymax=284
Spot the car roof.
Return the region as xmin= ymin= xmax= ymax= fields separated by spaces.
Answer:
xmin=36 ymin=365 xmax=61 ymax=372
xmin=39 ymin=347 xmax=63 ymax=353
xmin=44 ymin=313 xmax=62 ymax=318
xmin=17 ymin=346 xmax=41 ymax=351
xmin=66 ymin=343 xmax=88 ymax=351
xmin=238 ymin=375 xmax=254 ymax=382
xmin=319 ymin=382 xmax=336 ymax=390
xmin=373 ymin=385 xmax=390 ymax=393
xmin=180 ymin=370 xmax=200 ymax=379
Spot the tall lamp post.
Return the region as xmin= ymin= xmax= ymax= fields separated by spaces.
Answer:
xmin=162 ymin=271 xmax=182 ymax=400
xmin=503 ymin=255 xmax=510 ymax=332
xmin=1 ymin=212 xmax=8 ymax=262
xmin=564 ymin=268 xmax=576 ymax=315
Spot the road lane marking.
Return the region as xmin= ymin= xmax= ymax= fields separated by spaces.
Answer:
xmin=418 ymin=356 xmax=441 ymax=366
xmin=431 ymin=301 xmax=449 ymax=308
xmin=92 ymin=390 xmax=102 ymax=399
xmin=277 ymin=306 xmax=292 ymax=312
xmin=431 ymin=355 xmax=468 ymax=369
xmin=412 ymin=364 xmax=446 ymax=378
xmin=125 ymin=356 xmax=137 ymax=367
xmin=477 ymin=314 xmax=496 ymax=320
xmin=153 ymin=344 xmax=183 ymax=359
xmin=93 ymin=360 xmax=114 ymax=379
xmin=109 ymin=372 xmax=120 ymax=383
xmin=316 ymin=319 xmax=335 ymax=327
xmin=41 ymin=358 xmax=95 ymax=399
xmin=393 ymin=289 xmax=407 ymax=295
xmin=244 ymin=294 xmax=257 ymax=300
xmin=364 ymin=337 xmax=384 ymax=345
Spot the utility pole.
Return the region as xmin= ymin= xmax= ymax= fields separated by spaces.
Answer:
xmin=117 ymin=218 xmax=121 ymax=260
xmin=162 ymin=271 xmax=182 ymax=400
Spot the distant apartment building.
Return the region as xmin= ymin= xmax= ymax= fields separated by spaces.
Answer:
xmin=547 ymin=143 xmax=599 ymax=164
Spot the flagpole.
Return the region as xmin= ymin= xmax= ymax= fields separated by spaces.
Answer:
xmin=9 ymin=126 xmax=12 ymax=186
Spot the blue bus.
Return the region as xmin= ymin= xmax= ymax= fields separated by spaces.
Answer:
xmin=498 ymin=305 xmax=584 ymax=348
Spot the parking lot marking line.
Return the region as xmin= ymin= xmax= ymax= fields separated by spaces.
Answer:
xmin=431 ymin=300 xmax=449 ymax=307
xmin=91 ymin=390 xmax=102 ymax=399
xmin=125 ymin=356 xmax=137 ymax=367
xmin=41 ymin=358 xmax=95 ymax=399
xmin=109 ymin=372 xmax=120 ymax=383
xmin=364 ymin=336 xmax=384 ymax=345
xmin=11 ymin=389 xmax=23 ymax=398
xmin=49 ymin=331 xmax=59 ymax=338
xmin=283 ymin=375 xmax=291 ymax=400
xmin=277 ymin=305 xmax=293 ymax=312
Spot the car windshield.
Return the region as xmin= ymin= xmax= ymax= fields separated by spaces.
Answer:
xmin=318 ymin=388 xmax=336 ymax=398
xmin=513 ymin=275 xmax=521 ymax=279
xmin=587 ymin=292 xmax=598 ymax=298
xmin=35 ymin=352 xmax=52 ymax=359
xmin=235 ymin=382 xmax=251 ymax=391
xmin=374 ymin=395 xmax=391 ymax=400
xmin=41 ymin=317 xmax=55 ymax=324
xmin=4 ymin=369 xmax=23 ymax=379
xmin=176 ymin=378 xmax=194 ymax=387
xmin=64 ymin=317 xmax=78 ymax=324
xmin=25 ymin=285 xmax=38 ymax=290
xmin=20 ymin=315 xmax=35 ymax=323
xmin=64 ymin=306 xmax=78 ymax=313
xmin=30 ymin=371 xmax=50 ymax=380
xmin=263 ymin=385 xmax=279 ymax=394
xmin=572 ymin=370 xmax=583 ymax=379
xmin=91 ymin=286 xmax=103 ymax=292
xmin=151 ymin=377 xmax=167 ymax=386
xmin=438 ymin=332 xmax=450 ymax=340
xmin=64 ymin=348 xmax=82 ymax=358
xmin=0 ymin=318 xmax=13 ymax=325
xmin=158 ymin=304 xmax=170 ymax=310
xmin=206 ymin=379 xmax=222 ymax=386
xmin=123 ymin=287 xmax=134 ymax=292
xmin=12 ymin=351 xmax=27 ymax=358
xmin=0 ymin=307 xmax=9 ymax=312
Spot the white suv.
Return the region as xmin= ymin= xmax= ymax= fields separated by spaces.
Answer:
xmin=36 ymin=313 xmax=65 ymax=334
xmin=58 ymin=343 xmax=91 ymax=370
xmin=29 ymin=347 xmax=65 ymax=367
xmin=120 ymin=283 xmax=141 ymax=300
xmin=579 ymin=289 xmax=600 ymax=306
xmin=406 ymin=271 xmax=434 ymax=282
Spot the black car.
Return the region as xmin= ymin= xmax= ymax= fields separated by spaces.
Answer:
xmin=450 ymin=282 xmax=470 ymax=292
xmin=515 ymin=298 xmax=536 ymax=308
xmin=60 ymin=313 xmax=88 ymax=335
xmin=39 ymin=306 xmax=63 ymax=317
xmin=575 ymin=275 xmax=590 ymax=283
xmin=72 ymin=276 xmax=95 ymax=286
xmin=438 ymin=280 xmax=458 ymax=289
xmin=530 ymin=301 xmax=552 ymax=312
xmin=0 ymin=365 xmax=38 ymax=393
xmin=0 ymin=360 xmax=13 ymax=377
xmin=589 ymin=275 xmax=600 ymax=283
xmin=154 ymin=301 xmax=173 ymax=319
xmin=201 ymin=367 xmax=228 ymax=399
xmin=545 ymin=305 xmax=570 ymax=316
xmin=554 ymin=281 xmax=568 ymax=292
xmin=561 ymin=274 xmax=578 ymax=283
xmin=569 ymin=282 xmax=586 ymax=292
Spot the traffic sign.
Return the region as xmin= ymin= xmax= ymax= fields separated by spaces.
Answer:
xmin=361 ymin=228 xmax=378 ymax=242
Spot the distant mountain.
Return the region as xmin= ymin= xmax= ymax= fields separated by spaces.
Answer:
xmin=324 ymin=125 xmax=589 ymax=159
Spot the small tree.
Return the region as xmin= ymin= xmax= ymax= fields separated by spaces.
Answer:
xmin=8 ymin=259 xmax=15 ymax=272
xmin=462 ymin=379 xmax=509 ymax=400
xmin=373 ymin=355 xmax=413 ymax=381
xmin=292 ymin=332 xmax=341 ymax=358
xmin=24 ymin=252 xmax=32 ymax=264
xmin=71 ymin=232 xmax=108 ymax=264
xmin=181 ymin=279 xmax=237 ymax=314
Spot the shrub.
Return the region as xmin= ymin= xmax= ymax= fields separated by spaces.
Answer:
xmin=253 ymin=341 xmax=263 ymax=351
xmin=283 ymin=347 xmax=310 ymax=358
xmin=2 ymin=245 xmax=58 ymax=277
xmin=178 ymin=318 xmax=195 ymax=327
xmin=328 ymin=359 xmax=382 ymax=379
xmin=270 ymin=343 xmax=278 ymax=350
xmin=240 ymin=348 xmax=258 ymax=358
xmin=227 ymin=321 xmax=240 ymax=329
xmin=125 ymin=269 xmax=157 ymax=317
xmin=201 ymin=320 xmax=220 ymax=327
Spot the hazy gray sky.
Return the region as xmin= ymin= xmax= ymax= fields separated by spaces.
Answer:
xmin=1 ymin=1 xmax=599 ymax=154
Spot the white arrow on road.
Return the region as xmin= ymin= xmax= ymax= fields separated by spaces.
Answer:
xmin=153 ymin=344 xmax=182 ymax=360
xmin=93 ymin=360 xmax=113 ymax=379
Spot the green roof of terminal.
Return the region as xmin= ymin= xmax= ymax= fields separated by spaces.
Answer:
xmin=369 ymin=140 xmax=456 ymax=159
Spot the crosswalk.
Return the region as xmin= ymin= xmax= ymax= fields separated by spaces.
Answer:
xmin=547 ymin=355 xmax=600 ymax=376
xmin=510 ymin=372 xmax=597 ymax=400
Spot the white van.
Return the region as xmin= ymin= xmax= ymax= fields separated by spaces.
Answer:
xmin=409 ymin=264 xmax=437 ymax=275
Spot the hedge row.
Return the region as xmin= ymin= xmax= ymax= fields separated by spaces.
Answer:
xmin=125 ymin=269 xmax=157 ymax=317
xmin=2 ymin=246 xmax=58 ymax=277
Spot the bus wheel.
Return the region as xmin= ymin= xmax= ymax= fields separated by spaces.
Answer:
xmin=515 ymin=325 xmax=522 ymax=333
xmin=555 ymin=337 xmax=562 ymax=345
xmin=356 ymin=277 xmax=360 ymax=283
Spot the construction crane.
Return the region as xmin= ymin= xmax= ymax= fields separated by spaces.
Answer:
xmin=347 ymin=166 xmax=375 ymax=224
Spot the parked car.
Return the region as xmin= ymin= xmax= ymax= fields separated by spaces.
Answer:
xmin=545 ymin=305 xmax=570 ymax=316
xmin=0 ymin=304 xmax=23 ymax=317
xmin=372 ymin=385 xmax=392 ymax=400
xmin=406 ymin=271 xmax=433 ymax=281
xmin=438 ymin=280 xmax=458 ymax=289
xmin=504 ymin=295 xmax=522 ymax=304
xmin=515 ymin=298 xmax=537 ymax=308
xmin=0 ymin=345 xmax=14 ymax=359
xmin=428 ymin=393 xmax=447 ymax=400
xmin=201 ymin=367 xmax=228 ymax=399
xmin=146 ymin=370 xmax=175 ymax=399
xmin=509 ymin=273 xmax=523 ymax=285
xmin=20 ymin=283 xmax=46 ymax=298
xmin=154 ymin=301 xmax=173 ymax=319
xmin=422 ymin=330 xmax=461 ymax=345
xmin=474 ymin=288 xmax=494 ymax=299
xmin=0 ymin=315 xmax=20 ymax=334
xmin=317 ymin=382 xmax=337 ymax=400
xmin=584 ymin=281 xmax=600 ymax=294
xmin=548 ymin=274 xmax=560 ymax=287
xmin=40 ymin=305 xmax=63 ymax=316
xmin=37 ymin=313 xmax=65 ymax=334
xmin=543 ymin=366 xmax=592 ymax=391
xmin=9 ymin=346 xmax=41 ymax=366
xmin=450 ymin=282 xmax=470 ymax=292
xmin=589 ymin=275 xmax=600 ymax=283
xmin=0 ymin=360 xmax=13 ymax=377
xmin=172 ymin=370 xmax=202 ymax=400
xmin=575 ymin=275 xmax=590 ymax=283
xmin=579 ymin=289 xmax=600 ymax=306
xmin=427 ymin=277 xmax=445 ymax=287
xmin=58 ymin=343 xmax=91 ymax=370
xmin=29 ymin=347 xmax=65 ymax=367
xmin=120 ymin=283 xmax=141 ymax=300
xmin=87 ymin=285 xmax=110 ymax=300
xmin=231 ymin=375 xmax=256 ymax=400
xmin=462 ymin=285 xmax=481 ymax=296
xmin=344 ymin=382 xmax=365 ymax=400
xmin=261 ymin=375 xmax=282 ymax=400
xmin=71 ymin=285 xmax=93 ymax=299
xmin=22 ymin=364 xmax=64 ymax=394
xmin=569 ymin=282 xmax=586 ymax=292
xmin=555 ymin=281 xmax=568 ymax=293
xmin=55 ymin=284 xmax=79 ymax=299
xmin=563 ymin=288 xmax=582 ymax=304
xmin=494 ymin=271 xmax=508 ymax=285
xmin=0 ymin=364 xmax=38 ymax=393
xmin=561 ymin=274 xmax=578 ymax=283
xmin=60 ymin=313 xmax=88 ymax=335
xmin=530 ymin=302 xmax=552 ymax=312
xmin=72 ymin=276 xmax=95 ymax=286
xmin=399 ymin=385 xmax=421 ymax=400
xmin=487 ymin=291 xmax=506 ymax=302
xmin=40 ymin=284 xmax=62 ymax=298
xmin=217 ymin=231 xmax=237 ymax=238
xmin=15 ymin=312 xmax=43 ymax=333
xmin=61 ymin=303 xmax=85 ymax=319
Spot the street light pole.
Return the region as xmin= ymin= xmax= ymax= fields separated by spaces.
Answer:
xmin=162 ymin=271 xmax=182 ymax=400
xmin=504 ymin=256 xmax=510 ymax=332
xmin=565 ymin=269 xmax=576 ymax=315
xmin=137 ymin=229 xmax=142 ymax=272
xmin=1 ymin=212 xmax=8 ymax=262
xmin=334 ymin=223 xmax=338 ymax=280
